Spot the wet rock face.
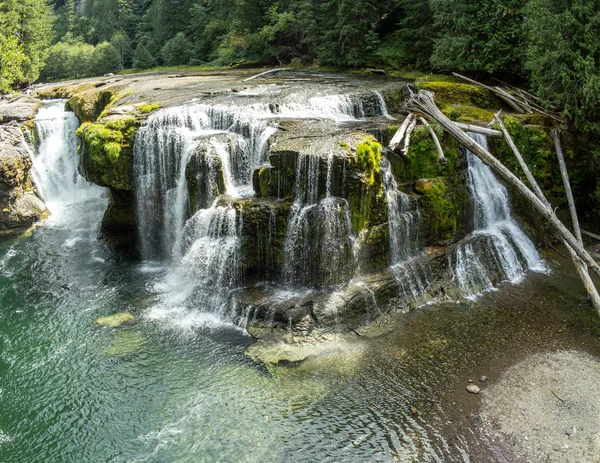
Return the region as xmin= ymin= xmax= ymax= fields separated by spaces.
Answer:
xmin=0 ymin=125 xmax=47 ymax=236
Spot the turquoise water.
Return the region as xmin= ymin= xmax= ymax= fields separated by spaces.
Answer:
xmin=2 ymin=199 xmax=600 ymax=462
xmin=0 ymin=195 xmax=443 ymax=462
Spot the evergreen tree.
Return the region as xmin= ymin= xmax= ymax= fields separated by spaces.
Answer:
xmin=524 ymin=0 xmax=600 ymax=133
xmin=133 ymin=41 xmax=155 ymax=69
xmin=161 ymin=32 xmax=193 ymax=65
xmin=430 ymin=0 xmax=526 ymax=75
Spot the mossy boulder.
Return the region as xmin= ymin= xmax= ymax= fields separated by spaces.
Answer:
xmin=95 ymin=312 xmax=134 ymax=327
xmin=420 ymin=178 xmax=470 ymax=244
xmin=0 ymin=125 xmax=47 ymax=236
xmin=67 ymin=84 xmax=129 ymax=123
xmin=77 ymin=117 xmax=137 ymax=191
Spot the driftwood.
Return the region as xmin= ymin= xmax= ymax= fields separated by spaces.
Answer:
xmin=367 ymin=68 xmax=387 ymax=75
xmin=419 ymin=117 xmax=446 ymax=163
xmin=455 ymin=122 xmax=502 ymax=138
xmin=242 ymin=68 xmax=294 ymax=82
xmin=402 ymin=117 xmax=418 ymax=155
xmin=389 ymin=114 xmax=415 ymax=152
xmin=583 ymin=230 xmax=600 ymax=241
xmin=495 ymin=116 xmax=600 ymax=317
xmin=406 ymin=90 xmax=600 ymax=282
xmin=553 ymin=131 xmax=582 ymax=243
xmin=452 ymin=72 xmax=564 ymax=122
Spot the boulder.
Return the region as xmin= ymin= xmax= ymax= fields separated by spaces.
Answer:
xmin=0 ymin=96 xmax=42 ymax=123
xmin=0 ymin=125 xmax=47 ymax=236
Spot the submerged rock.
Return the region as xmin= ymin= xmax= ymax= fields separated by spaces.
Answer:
xmin=106 ymin=330 xmax=146 ymax=356
xmin=95 ymin=312 xmax=134 ymax=327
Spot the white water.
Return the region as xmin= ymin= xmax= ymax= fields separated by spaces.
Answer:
xmin=451 ymin=133 xmax=545 ymax=296
xmin=30 ymin=100 xmax=108 ymax=254
xmin=373 ymin=91 xmax=396 ymax=120
xmin=136 ymin=91 xmax=373 ymax=322
xmin=32 ymin=101 xmax=106 ymax=215
xmin=381 ymin=159 xmax=421 ymax=264
xmin=283 ymin=153 xmax=355 ymax=287
xmin=134 ymin=94 xmax=364 ymax=261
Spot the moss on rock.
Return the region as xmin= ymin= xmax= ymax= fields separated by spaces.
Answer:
xmin=416 ymin=81 xmax=498 ymax=109
xmin=77 ymin=117 xmax=137 ymax=191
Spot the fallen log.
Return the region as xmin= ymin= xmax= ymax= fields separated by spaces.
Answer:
xmin=419 ymin=117 xmax=447 ymax=163
xmin=389 ymin=114 xmax=415 ymax=152
xmin=553 ymin=130 xmax=582 ymax=243
xmin=243 ymin=68 xmax=294 ymax=82
xmin=405 ymin=90 xmax=600 ymax=281
xmin=402 ymin=117 xmax=418 ymax=155
xmin=582 ymin=230 xmax=600 ymax=241
xmin=455 ymin=122 xmax=502 ymax=137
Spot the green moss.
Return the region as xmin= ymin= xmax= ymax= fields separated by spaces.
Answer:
xmin=258 ymin=167 xmax=270 ymax=197
xmin=440 ymin=104 xmax=496 ymax=124
xmin=137 ymin=103 xmax=160 ymax=114
xmin=76 ymin=117 xmax=137 ymax=190
xmin=356 ymin=138 xmax=382 ymax=187
xmin=416 ymin=81 xmax=497 ymax=109
xmin=394 ymin=127 xmax=460 ymax=182
xmin=421 ymin=181 xmax=457 ymax=241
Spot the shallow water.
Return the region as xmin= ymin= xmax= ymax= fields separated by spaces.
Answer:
xmin=2 ymin=199 xmax=600 ymax=463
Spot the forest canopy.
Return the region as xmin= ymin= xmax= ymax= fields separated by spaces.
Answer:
xmin=0 ymin=0 xmax=598 ymax=134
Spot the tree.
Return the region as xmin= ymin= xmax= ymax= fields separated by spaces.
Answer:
xmin=92 ymin=41 xmax=122 ymax=75
xmin=161 ymin=32 xmax=193 ymax=66
xmin=524 ymin=0 xmax=600 ymax=134
xmin=0 ymin=36 xmax=27 ymax=92
xmin=111 ymin=30 xmax=133 ymax=68
xmin=430 ymin=0 xmax=526 ymax=75
xmin=0 ymin=0 xmax=53 ymax=87
xmin=133 ymin=42 xmax=155 ymax=69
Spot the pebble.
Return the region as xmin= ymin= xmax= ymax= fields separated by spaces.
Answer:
xmin=467 ymin=384 xmax=480 ymax=394
xmin=468 ymin=379 xmax=474 ymax=383
xmin=480 ymin=375 xmax=488 ymax=382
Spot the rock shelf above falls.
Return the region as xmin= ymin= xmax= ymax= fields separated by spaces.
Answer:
xmin=22 ymin=71 xmax=549 ymax=345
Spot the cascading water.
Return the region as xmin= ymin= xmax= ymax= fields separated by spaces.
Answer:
xmin=451 ymin=133 xmax=545 ymax=296
xmin=282 ymin=153 xmax=355 ymax=287
xmin=31 ymin=101 xmax=107 ymax=235
xmin=381 ymin=159 xmax=421 ymax=263
xmin=373 ymin=91 xmax=396 ymax=120
xmin=136 ymin=91 xmax=370 ymax=325
xmin=32 ymin=101 xmax=105 ymax=212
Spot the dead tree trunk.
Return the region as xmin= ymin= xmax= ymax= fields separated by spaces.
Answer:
xmin=553 ymin=130 xmax=582 ymax=243
xmin=405 ymin=90 xmax=600 ymax=281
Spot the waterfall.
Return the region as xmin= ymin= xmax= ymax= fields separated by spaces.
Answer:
xmin=134 ymin=94 xmax=365 ymax=261
xmin=30 ymin=100 xmax=107 ymax=252
xmin=451 ymin=133 xmax=545 ymax=296
xmin=380 ymin=158 xmax=431 ymax=304
xmin=282 ymin=154 xmax=355 ymax=287
xmin=32 ymin=101 xmax=105 ymax=212
xmin=381 ymin=159 xmax=421 ymax=264
xmin=373 ymin=91 xmax=396 ymax=120
xmin=137 ymin=91 xmax=375 ymax=324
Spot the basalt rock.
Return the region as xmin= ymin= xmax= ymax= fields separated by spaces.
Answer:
xmin=0 ymin=125 xmax=47 ymax=236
